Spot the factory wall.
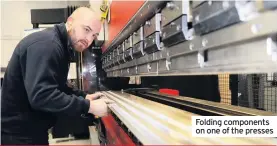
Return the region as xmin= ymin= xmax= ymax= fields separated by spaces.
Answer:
xmin=0 ymin=1 xmax=90 ymax=78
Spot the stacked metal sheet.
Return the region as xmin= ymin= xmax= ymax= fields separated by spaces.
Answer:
xmin=102 ymin=91 xmax=277 ymax=145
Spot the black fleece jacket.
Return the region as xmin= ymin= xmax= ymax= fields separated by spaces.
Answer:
xmin=1 ymin=23 xmax=90 ymax=140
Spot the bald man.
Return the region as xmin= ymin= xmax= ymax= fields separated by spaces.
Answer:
xmin=1 ymin=7 xmax=113 ymax=145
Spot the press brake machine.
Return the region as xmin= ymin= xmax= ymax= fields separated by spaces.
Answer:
xmin=83 ymin=1 xmax=277 ymax=145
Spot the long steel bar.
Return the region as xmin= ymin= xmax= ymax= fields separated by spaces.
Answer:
xmin=137 ymin=92 xmax=277 ymax=116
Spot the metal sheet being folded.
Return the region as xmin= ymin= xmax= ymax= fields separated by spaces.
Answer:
xmin=137 ymin=91 xmax=277 ymax=116
xmin=101 ymin=91 xmax=277 ymax=145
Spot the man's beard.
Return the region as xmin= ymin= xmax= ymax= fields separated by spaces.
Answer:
xmin=68 ymin=28 xmax=88 ymax=52
xmin=68 ymin=28 xmax=78 ymax=49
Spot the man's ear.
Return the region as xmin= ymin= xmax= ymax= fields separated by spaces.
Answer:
xmin=66 ymin=17 xmax=74 ymax=28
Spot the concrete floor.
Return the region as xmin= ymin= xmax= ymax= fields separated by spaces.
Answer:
xmin=49 ymin=126 xmax=100 ymax=145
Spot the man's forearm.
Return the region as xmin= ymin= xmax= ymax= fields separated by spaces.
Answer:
xmin=72 ymin=87 xmax=87 ymax=97
xmin=65 ymin=85 xmax=87 ymax=97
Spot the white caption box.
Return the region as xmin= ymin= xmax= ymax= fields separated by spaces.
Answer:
xmin=192 ymin=116 xmax=277 ymax=137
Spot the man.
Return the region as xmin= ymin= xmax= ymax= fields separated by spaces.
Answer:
xmin=1 ymin=7 xmax=113 ymax=144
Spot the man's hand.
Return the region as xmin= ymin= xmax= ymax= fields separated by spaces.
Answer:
xmin=85 ymin=92 xmax=105 ymax=101
xmin=88 ymin=98 xmax=114 ymax=117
